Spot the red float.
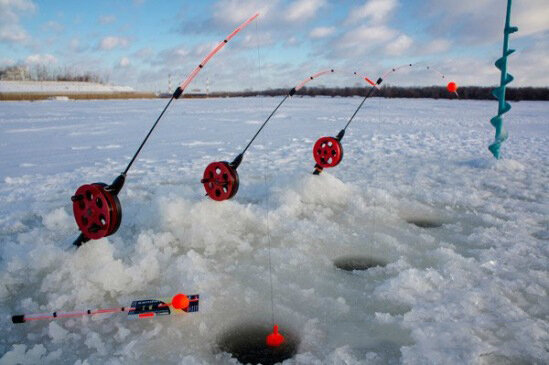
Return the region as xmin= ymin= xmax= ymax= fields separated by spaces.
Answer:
xmin=266 ymin=324 xmax=285 ymax=347
xmin=447 ymin=81 xmax=458 ymax=93
xmin=313 ymin=136 xmax=343 ymax=169
xmin=201 ymin=161 xmax=240 ymax=201
xmin=72 ymin=183 xmax=122 ymax=240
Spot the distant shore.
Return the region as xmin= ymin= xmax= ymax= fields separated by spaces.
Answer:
xmin=0 ymin=92 xmax=157 ymax=101
xmin=1 ymin=80 xmax=547 ymax=101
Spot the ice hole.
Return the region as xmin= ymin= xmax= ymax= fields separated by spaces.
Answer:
xmin=217 ymin=323 xmax=299 ymax=365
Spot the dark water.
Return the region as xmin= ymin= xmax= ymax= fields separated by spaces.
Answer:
xmin=406 ymin=218 xmax=444 ymax=228
xmin=333 ymin=255 xmax=387 ymax=271
xmin=217 ymin=323 xmax=300 ymax=365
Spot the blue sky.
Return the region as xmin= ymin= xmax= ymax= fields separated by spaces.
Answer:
xmin=1 ymin=0 xmax=547 ymax=92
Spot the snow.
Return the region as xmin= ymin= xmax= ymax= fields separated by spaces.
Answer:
xmin=0 ymin=81 xmax=134 ymax=93
xmin=0 ymin=97 xmax=548 ymax=364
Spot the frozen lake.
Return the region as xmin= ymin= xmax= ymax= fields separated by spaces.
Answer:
xmin=0 ymin=97 xmax=548 ymax=364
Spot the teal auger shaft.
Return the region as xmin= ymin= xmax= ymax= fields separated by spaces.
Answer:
xmin=489 ymin=0 xmax=518 ymax=159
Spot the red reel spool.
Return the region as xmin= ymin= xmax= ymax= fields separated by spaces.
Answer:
xmin=201 ymin=161 xmax=239 ymax=201
xmin=72 ymin=183 xmax=122 ymax=240
xmin=313 ymin=136 xmax=343 ymax=168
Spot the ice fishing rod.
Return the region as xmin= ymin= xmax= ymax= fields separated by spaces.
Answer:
xmin=12 ymin=293 xmax=199 ymax=324
xmin=69 ymin=13 xmax=259 ymax=247
xmin=311 ymin=64 xmax=458 ymax=175
xmin=201 ymin=69 xmax=376 ymax=201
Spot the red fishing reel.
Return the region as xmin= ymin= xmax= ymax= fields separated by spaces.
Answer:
xmin=71 ymin=174 xmax=125 ymax=246
xmin=201 ymin=161 xmax=240 ymax=201
xmin=313 ymin=136 xmax=344 ymax=169
xmin=72 ymin=183 xmax=122 ymax=240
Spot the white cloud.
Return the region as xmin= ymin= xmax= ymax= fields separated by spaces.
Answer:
xmin=42 ymin=20 xmax=64 ymax=33
xmin=310 ymin=26 xmax=335 ymax=38
xmin=423 ymin=39 xmax=451 ymax=54
xmin=241 ymin=32 xmax=274 ymax=48
xmin=0 ymin=0 xmax=36 ymax=43
xmin=152 ymin=46 xmax=190 ymax=66
xmin=514 ymin=0 xmax=549 ymax=37
xmin=346 ymin=0 xmax=398 ymax=24
xmin=385 ymin=34 xmax=412 ymax=55
xmin=285 ymin=0 xmax=326 ymax=22
xmin=25 ymin=53 xmax=57 ymax=65
xmin=511 ymin=37 xmax=549 ymax=86
xmin=424 ymin=0 xmax=549 ymax=44
xmin=99 ymin=36 xmax=129 ymax=50
xmin=285 ymin=36 xmax=300 ymax=47
xmin=338 ymin=25 xmax=396 ymax=52
xmin=98 ymin=15 xmax=116 ymax=25
xmin=119 ymin=57 xmax=130 ymax=67
xmin=69 ymin=38 xmax=80 ymax=51
xmin=213 ymin=0 xmax=277 ymax=24
xmin=133 ymin=47 xmax=154 ymax=60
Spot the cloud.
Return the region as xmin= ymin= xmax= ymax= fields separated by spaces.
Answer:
xmin=310 ymin=26 xmax=335 ymax=39
xmin=284 ymin=36 xmax=300 ymax=47
xmin=99 ymin=36 xmax=130 ymax=50
xmin=0 ymin=0 xmax=36 ymax=43
xmin=285 ymin=0 xmax=326 ymax=22
xmin=422 ymin=38 xmax=451 ymax=54
xmin=513 ymin=0 xmax=549 ymax=37
xmin=241 ymin=32 xmax=274 ymax=48
xmin=385 ymin=34 xmax=412 ymax=55
xmin=133 ymin=47 xmax=155 ymax=61
xmin=98 ymin=15 xmax=116 ymax=25
xmin=212 ymin=0 xmax=278 ymax=25
xmin=346 ymin=0 xmax=398 ymax=24
xmin=69 ymin=38 xmax=81 ymax=52
xmin=152 ymin=46 xmax=190 ymax=67
xmin=119 ymin=57 xmax=130 ymax=67
xmin=42 ymin=20 xmax=64 ymax=33
xmin=337 ymin=25 xmax=396 ymax=54
xmin=511 ymin=37 xmax=549 ymax=86
xmin=25 ymin=53 xmax=57 ymax=65
xmin=423 ymin=0 xmax=549 ymax=45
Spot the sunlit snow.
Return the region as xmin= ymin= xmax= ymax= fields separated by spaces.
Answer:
xmin=0 ymin=97 xmax=547 ymax=364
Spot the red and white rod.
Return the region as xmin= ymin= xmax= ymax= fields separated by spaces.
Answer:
xmin=179 ymin=13 xmax=259 ymax=92
xmin=293 ymin=68 xmax=377 ymax=93
xmin=12 ymin=293 xmax=197 ymax=324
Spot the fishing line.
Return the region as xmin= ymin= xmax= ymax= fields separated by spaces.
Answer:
xmin=256 ymin=17 xmax=277 ymax=335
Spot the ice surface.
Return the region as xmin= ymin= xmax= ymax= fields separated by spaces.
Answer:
xmin=0 ymin=97 xmax=548 ymax=364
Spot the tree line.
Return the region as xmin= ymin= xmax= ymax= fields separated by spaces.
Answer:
xmin=211 ymin=85 xmax=548 ymax=101
xmin=0 ymin=65 xmax=108 ymax=84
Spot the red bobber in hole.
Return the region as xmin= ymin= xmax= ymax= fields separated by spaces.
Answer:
xmin=266 ymin=324 xmax=285 ymax=347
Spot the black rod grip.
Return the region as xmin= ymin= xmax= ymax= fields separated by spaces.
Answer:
xmin=173 ymin=86 xmax=183 ymax=99
xmin=12 ymin=315 xmax=25 ymax=324
xmin=73 ymin=233 xmax=90 ymax=248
